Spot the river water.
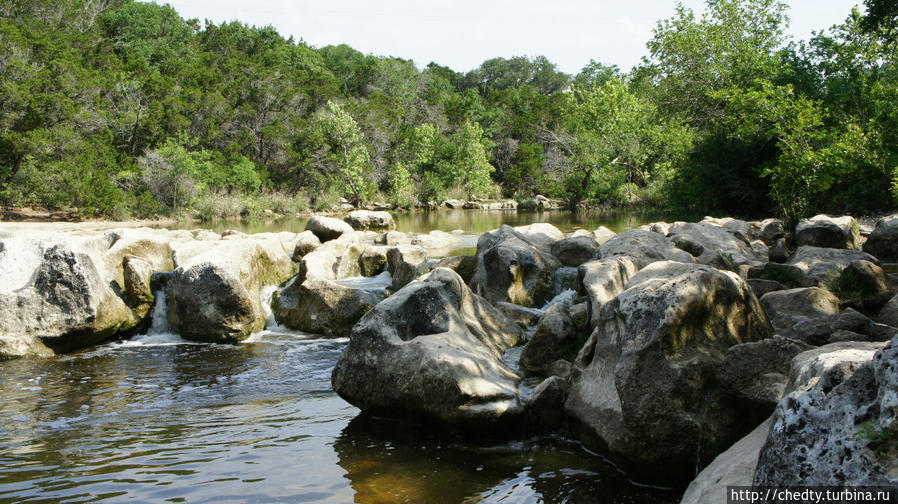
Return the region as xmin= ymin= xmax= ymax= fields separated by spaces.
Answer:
xmin=0 ymin=210 xmax=682 ymax=503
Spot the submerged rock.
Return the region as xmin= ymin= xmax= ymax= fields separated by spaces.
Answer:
xmin=332 ymin=268 xmax=523 ymax=430
xmin=565 ymin=261 xmax=772 ymax=485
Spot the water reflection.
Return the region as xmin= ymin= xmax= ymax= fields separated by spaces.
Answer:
xmin=166 ymin=209 xmax=670 ymax=236
xmin=334 ymin=414 xmax=679 ymax=504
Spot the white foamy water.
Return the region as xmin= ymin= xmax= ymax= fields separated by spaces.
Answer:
xmin=333 ymin=270 xmax=392 ymax=291
xmin=120 ymin=290 xmax=193 ymax=347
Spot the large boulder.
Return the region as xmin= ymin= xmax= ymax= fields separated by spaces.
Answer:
xmin=720 ymin=336 xmax=814 ymax=412
xmin=331 ymin=268 xmax=523 ymax=430
xmin=469 ymin=226 xmax=561 ymax=307
xmin=169 ymin=238 xmax=293 ymax=343
xmin=565 ymin=261 xmax=772 ymax=484
xmin=680 ymin=417 xmax=774 ymax=504
xmin=599 ymin=229 xmax=695 ymax=269
xmin=759 ymin=219 xmax=785 ymax=246
xmin=343 ymin=210 xmax=396 ymax=230
xmin=550 ymin=236 xmax=600 ymax=267
xmin=0 ymin=239 xmax=136 ymax=357
xmin=292 ymin=231 xmax=322 ymax=260
xmin=512 ymin=223 xmax=565 ymax=248
xmin=759 ymin=287 xmax=841 ymax=339
xmin=273 ymin=236 xmax=383 ymax=337
xmin=387 ymin=245 xmax=428 ymax=290
xmin=668 ymin=222 xmax=762 ymax=268
xmin=305 ymin=215 xmax=354 ymax=242
xmin=863 ymin=214 xmax=898 ymax=260
xmin=795 ymin=214 xmax=860 ymax=250
xmin=754 ymin=337 xmax=898 ymax=485
xmin=519 ymin=303 xmax=582 ymax=375
xmin=578 ymin=257 xmax=639 ymax=329
xmin=786 ymin=246 xmax=878 ymax=284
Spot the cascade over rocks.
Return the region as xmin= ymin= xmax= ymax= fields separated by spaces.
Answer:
xmin=169 ymin=238 xmax=294 ymax=343
xmin=469 ymin=225 xmax=561 ymax=307
xmin=331 ymin=268 xmax=524 ymax=430
xmin=564 ymin=261 xmax=772 ymax=485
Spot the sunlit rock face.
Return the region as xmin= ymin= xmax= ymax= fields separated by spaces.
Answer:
xmin=565 ymin=261 xmax=772 ymax=485
xmin=332 ymin=268 xmax=524 ymax=431
xmin=469 ymin=225 xmax=561 ymax=308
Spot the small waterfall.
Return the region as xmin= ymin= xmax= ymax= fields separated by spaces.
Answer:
xmin=147 ymin=290 xmax=172 ymax=335
xmin=260 ymin=285 xmax=284 ymax=330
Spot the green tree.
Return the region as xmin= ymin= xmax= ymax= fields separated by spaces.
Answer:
xmin=312 ymin=101 xmax=375 ymax=206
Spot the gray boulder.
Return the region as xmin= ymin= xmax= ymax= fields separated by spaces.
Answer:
xmin=387 ymin=245 xmax=429 ymax=290
xmin=599 ymin=229 xmax=695 ymax=269
xmin=331 ymin=268 xmax=523 ymax=430
xmin=519 ymin=303 xmax=581 ymax=375
xmin=305 ymin=215 xmax=354 ymax=242
xmin=668 ymin=222 xmax=762 ymax=268
xmin=527 ymin=375 xmax=569 ymax=433
xmin=578 ymin=257 xmax=638 ymax=329
xmin=292 ymin=230 xmax=321 ymax=260
xmin=720 ymin=336 xmax=814 ymax=411
xmin=787 ymin=246 xmax=878 ymax=284
xmin=565 ymin=261 xmax=772 ymax=484
xmin=273 ymin=237 xmax=382 ymax=337
xmin=469 ymin=225 xmax=561 ymax=307
xmin=759 ymin=219 xmax=785 ymax=246
xmin=863 ymin=214 xmax=898 ymax=260
xmin=0 ymin=239 xmax=136 ymax=357
xmin=795 ymin=214 xmax=860 ymax=250
xmin=754 ymin=338 xmax=898 ymax=485
xmin=358 ymin=246 xmax=388 ymax=277
xmin=593 ymin=226 xmax=616 ymax=245
xmin=759 ymin=287 xmax=841 ymax=339
xmin=170 ymin=239 xmax=293 ymax=343
xmin=550 ymin=236 xmax=600 ymax=267
xmin=512 ymin=223 xmax=565 ymax=248
xmin=432 ymin=255 xmax=477 ymax=284
xmin=343 ymin=210 xmax=396 ymax=230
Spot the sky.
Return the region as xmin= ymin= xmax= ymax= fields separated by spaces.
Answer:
xmin=160 ymin=0 xmax=866 ymax=74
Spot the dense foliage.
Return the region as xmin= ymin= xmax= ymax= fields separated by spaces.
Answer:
xmin=0 ymin=0 xmax=895 ymax=221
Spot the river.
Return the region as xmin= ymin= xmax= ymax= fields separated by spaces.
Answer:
xmin=0 ymin=209 xmax=682 ymax=503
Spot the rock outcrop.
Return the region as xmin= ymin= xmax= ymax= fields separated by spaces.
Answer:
xmin=331 ymin=268 xmax=523 ymax=430
xmin=565 ymin=261 xmax=772 ymax=484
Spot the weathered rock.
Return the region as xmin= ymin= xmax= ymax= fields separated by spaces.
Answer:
xmin=0 ymin=239 xmax=136 ymax=356
xmin=593 ymin=226 xmax=616 ymax=245
xmin=273 ymin=237 xmax=381 ymax=336
xmin=863 ymin=214 xmax=898 ymax=260
xmin=578 ymin=257 xmax=638 ymax=329
xmin=668 ymin=222 xmax=761 ymax=268
xmin=550 ymin=236 xmax=600 ymax=267
xmin=599 ymin=229 xmax=695 ymax=269
xmin=754 ymin=337 xmax=898 ymax=486
xmin=795 ymin=214 xmax=860 ymax=250
xmin=512 ymin=223 xmax=565 ymax=248
xmin=721 ymin=336 xmax=814 ymax=412
xmin=331 ymin=268 xmax=523 ymax=430
xmin=877 ymin=293 xmax=898 ymax=327
xmin=122 ymin=255 xmax=154 ymax=317
xmin=495 ymin=302 xmax=543 ymax=329
xmin=344 ymin=210 xmax=396 ymax=230
xmin=680 ymin=417 xmax=774 ymax=504
xmin=432 ymin=255 xmax=477 ymax=284
xmin=769 ymin=237 xmax=789 ymax=263
xmin=359 ymin=246 xmax=388 ymax=277
xmin=759 ymin=287 xmax=841 ymax=338
xmin=469 ymin=226 xmax=561 ymax=307
xmin=527 ymin=376 xmax=569 ymax=433
xmin=273 ymin=276 xmax=385 ymax=336
xmin=305 ymin=215 xmax=354 ymax=242
xmin=387 ymin=245 xmax=429 ymax=290
xmin=789 ymin=308 xmax=876 ymax=345
xmin=519 ymin=303 xmax=581 ymax=375
xmin=787 ymin=246 xmax=878 ymax=284
xmin=759 ymin=219 xmax=785 ymax=246
xmin=747 ymin=278 xmax=784 ymax=298
xmin=565 ymin=261 xmax=772 ymax=484
xmin=785 ymin=340 xmax=887 ymax=394
xmin=748 ymin=262 xmax=804 ymax=286
xmin=292 ymin=231 xmax=321 ymax=260
xmin=843 ymin=259 xmax=892 ymax=297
